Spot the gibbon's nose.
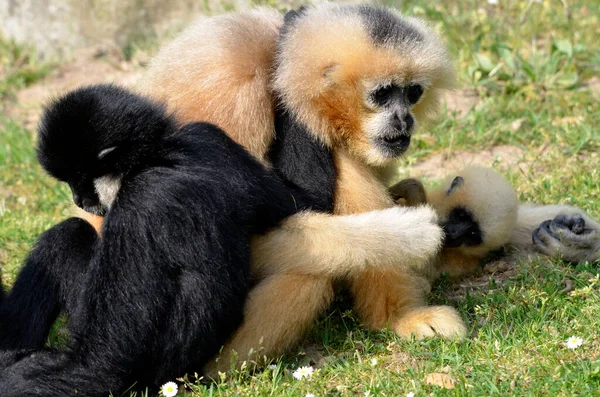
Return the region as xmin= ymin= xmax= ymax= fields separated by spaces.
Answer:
xmin=392 ymin=111 xmax=414 ymax=133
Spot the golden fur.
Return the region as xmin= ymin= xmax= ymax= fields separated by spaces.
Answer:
xmin=142 ymin=8 xmax=282 ymax=163
xmin=274 ymin=5 xmax=455 ymax=166
xmin=140 ymin=4 xmax=462 ymax=373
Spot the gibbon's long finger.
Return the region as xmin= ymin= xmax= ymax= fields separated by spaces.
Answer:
xmin=551 ymin=214 xmax=591 ymax=237
xmin=388 ymin=178 xmax=427 ymax=207
xmin=251 ymin=206 xmax=443 ymax=278
xmin=511 ymin=204 xmax=600 ymax=252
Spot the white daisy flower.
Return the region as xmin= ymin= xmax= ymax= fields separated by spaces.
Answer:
xmin=407 ymin=392 xmax=416 ymax=397
xmin=160 ymin=381 xmax=178 ymax=397
xmin=306 ymin=394 xmax=316 ymax=397
xmin=370 ymin=358 xmax=378 ymax=366
xmin=565 ymin=336 xmax=583 ymax=349
xmin=267 ymin=364 xmax=277 ymax=370
xmin=292 ymin=366 xmax=314 ymax=380
xmin=487 ymin=0 xmax=498 ymax=4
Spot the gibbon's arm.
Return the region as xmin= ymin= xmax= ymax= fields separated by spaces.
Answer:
xmin=512 ymin=204 xmax=600 ymax=263
xmin=251 ymin=206 xmax=444 ymax=278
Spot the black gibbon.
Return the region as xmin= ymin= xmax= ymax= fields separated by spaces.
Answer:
xmin=139 ymin=3 xmax=463 ymax=373
xmin=0 ymin=84 xmax=333 ymax=395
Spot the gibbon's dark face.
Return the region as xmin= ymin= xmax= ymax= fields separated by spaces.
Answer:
xmin=365 ymin=83 xmax=423 ymax=158
xmin=37 ymin=84 xmax=172 ymax=215
xmin=442 ymin=206 xmax=483 ymax=248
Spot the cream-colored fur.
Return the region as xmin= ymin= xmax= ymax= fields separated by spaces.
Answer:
xmin=252 ymin=206 xmax=443 ymax=278
xmin=394 ymin=167 xmax=599 ymax=278
xmin=142 ymin=4 xmax=464 ymax=373
xmin=425 ymin=166 xmax=519 ymax=278
xmin=273 ymin=4 xmax=455 ymax=166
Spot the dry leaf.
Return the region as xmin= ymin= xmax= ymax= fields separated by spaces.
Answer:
xmin=424 ymin=372 xmax=455 ymax=389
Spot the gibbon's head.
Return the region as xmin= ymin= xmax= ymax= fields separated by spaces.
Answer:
xmin=37 ymin=84 xmax=175 ymax=216
xmin=428 ymin=166 xmax=519 ymax=257
xmin=274 ymin=4 xmax=455 ymax=166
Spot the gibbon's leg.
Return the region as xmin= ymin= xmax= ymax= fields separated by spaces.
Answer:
xmin=350 ymin=269 xmax=466 ymax=339
xmin=512 ymin=204 xmax=600 ymax=262
xmin=334 ymin=152 xmax=467 ymax=339
xmin=0 ymin=218 xmax=97 ymax=351
xmin=205 ymin=273 xmax=334 ymax=375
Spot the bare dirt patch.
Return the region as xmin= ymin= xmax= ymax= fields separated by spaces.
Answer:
xmin=443 ymin=88 xmax=481 ymax=117
xmin=409 ymin=144 xmax=527 ymax=180
xmin=5 ymin=45 xmax=145 ymax=130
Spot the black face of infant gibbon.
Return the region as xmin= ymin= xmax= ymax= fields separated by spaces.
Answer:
xmin=37 ymin=86 xmax=171 ymax=216
xmin=443 ymin=205 xmax=483 ymax=248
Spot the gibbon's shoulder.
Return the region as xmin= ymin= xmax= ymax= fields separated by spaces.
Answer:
xmin=142 ymin=8 xmax=283 ymax=160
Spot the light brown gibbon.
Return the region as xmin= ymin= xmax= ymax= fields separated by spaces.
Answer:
xmin=141 ymin=4 xmax=466 ymax=372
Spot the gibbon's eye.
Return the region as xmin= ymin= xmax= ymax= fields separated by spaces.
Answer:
xmin=98 ymin=146 xmax=117 ymax=160
xmin=371 ymin=85 xmax=395 ymax=106
xmin=406 ymin=84 xmax=424 ymax=104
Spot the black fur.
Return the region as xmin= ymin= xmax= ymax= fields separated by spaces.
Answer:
xmin=443 ymin=206 xmax=483 ymax=248
xmin=271 ymin=9 xmax=338 ymax=215
xmin=0 ymin=85 xmax=305 ymax=396
xmin=268 ymin=106 xmax=336 ymax=213
xmin=356 ymin=6 xmax=423 ymax=46
xmin=0 ymin=218 xmax=96 ymax=351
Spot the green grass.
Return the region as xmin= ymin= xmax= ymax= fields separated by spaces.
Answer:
xmin=1 ymin=0 xmax=599 ymax=396
xmin=0 ymin=36 xmax=53 ymax=100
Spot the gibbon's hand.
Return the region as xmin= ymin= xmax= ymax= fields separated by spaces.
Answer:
xmin=389 ymin=178 xmax=427 ymax=207
xmin=532 ymin=214 xmax=600 ymax=263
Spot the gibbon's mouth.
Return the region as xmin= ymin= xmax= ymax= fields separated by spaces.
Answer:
xmin=375 ymin=133 xmax=411 ymax=157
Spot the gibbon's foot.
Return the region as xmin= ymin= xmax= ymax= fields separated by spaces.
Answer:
xmin=393 ymin=306 xmax=467 ymax=340
xmin=533 ymin=215 xmax=600 ymax=263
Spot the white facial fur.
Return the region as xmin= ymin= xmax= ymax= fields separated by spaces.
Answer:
xmin=94 ymin=175 xmax=122 ymax=209
xmin=361 ymin=110 xmax=419 ymax=166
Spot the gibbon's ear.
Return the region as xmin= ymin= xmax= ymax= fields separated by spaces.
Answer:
xmin=321 ymin=63 xmax=340 ymax=81
xmin=447 ymin=176 xmax=464 ymax=196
